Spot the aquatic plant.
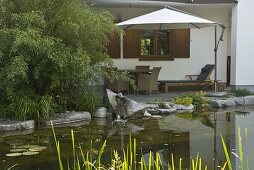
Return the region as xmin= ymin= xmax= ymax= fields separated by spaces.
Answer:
xmin=52 ymin=121 xmax=250 ymax=170
xmin=52 ymin=124 xmax=207 ymax=170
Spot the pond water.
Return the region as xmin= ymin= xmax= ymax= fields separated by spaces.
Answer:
xmin=1 ymin=107 xmax=254 ymax=170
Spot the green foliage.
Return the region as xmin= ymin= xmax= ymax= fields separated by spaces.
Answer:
xmin=158 ymin=101 xmax=167 ymax=109
xmin=234 ymin=88 xmax=252 ymax=97
xmin=12 ymin=95 xmax=55 ymax=122
xmin=52 ymin=125 xmax=205 ymax=170
xmin=182 ymin=91 xmax=208 ymax=109
xmin=174 ymin=96 xmax=193 ymax=106
xmin=69 ymin=92 xmax=100 ymax=114
xmin=0 ymin=0 xmax=123 ymax=121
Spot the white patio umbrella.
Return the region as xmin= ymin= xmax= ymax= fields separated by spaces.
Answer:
xmin=117 ymin=6 xmax=226 ymax=93
xmin=117 ymin=7 xmax=219 ymax=30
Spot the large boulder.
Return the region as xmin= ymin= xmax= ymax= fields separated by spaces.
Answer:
xmin=116 ymin=96 xmax=145 ymax=119
xmin=106 ymin=89 xmax=145 ymax=119
xmin=106 ymin=89 xmax=118 ymax=113
xmin=0 ymin=119 xmax=35 ymax=131
xmin=234 ymin=97 xmax=245 ymax=106
xmin=43 ymin=111 xmax=91 ymax=126
xmin=243 ymin=96 xmax=254 ymax=105
xmin=210 ymin=99 xmax=236 ymax=108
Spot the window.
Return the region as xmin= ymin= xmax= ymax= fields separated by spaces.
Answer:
xmin=107 ymin=29 xmax=190 ymax=60
xmin=141 ymin=30 xmax=154 ymax=56
xmin=140 ymin=30 xmax=173 ymax=61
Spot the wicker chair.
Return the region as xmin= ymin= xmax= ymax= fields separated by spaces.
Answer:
xmin=137 ymin=67 xmax=161 ymax=95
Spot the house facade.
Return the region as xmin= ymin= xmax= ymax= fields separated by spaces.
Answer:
xmin=93 ymin=0 xmax=253 ymax=91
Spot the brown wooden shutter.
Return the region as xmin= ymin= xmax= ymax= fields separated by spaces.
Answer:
xmin=107 ymin=33 xmax=120 ymax=58
xmin=173 ymin=29 xmax=190 ymax=58
xmin=123 ymin=29 xmax=141 ymax=58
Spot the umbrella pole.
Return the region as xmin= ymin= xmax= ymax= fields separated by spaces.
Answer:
xmin=120 ymin=30 xmax=124 ymax=59
xmin=214 ymin=26 xmax=217 ymax=93
xmin=214 ymin=25 xmax=226 ymax=93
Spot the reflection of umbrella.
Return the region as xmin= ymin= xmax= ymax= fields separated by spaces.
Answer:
xmin=117 ymin=6 xmax=226 ymax=93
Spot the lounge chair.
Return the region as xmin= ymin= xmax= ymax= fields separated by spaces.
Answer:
xmin=158 ymin=64 xmax=224 ymax=93
xmin=137 ymin=67 xmax=161 ymax=95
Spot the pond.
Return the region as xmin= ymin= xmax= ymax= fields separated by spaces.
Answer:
xmin=1 ymin=106 xmax=254 ymax=170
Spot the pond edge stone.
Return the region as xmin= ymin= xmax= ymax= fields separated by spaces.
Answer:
xmin=0 ymin=120 xmax=35 ymax=131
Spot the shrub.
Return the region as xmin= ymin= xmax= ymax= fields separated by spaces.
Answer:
xmin=158 ymin=101 xmax=167 ymax=109
xmin=174 ymin=91 xmax=208 ymax=109
xmin=234 ymin=88 xmax=252 ymax=97
xmin=173 ymin=96 xmax=193 ymax=106
xmin=70 ymin=92 xmax=100 ymax=114
xmin=0 ymin=0 xmax=127 ymax=121
xmin=13 ymin=95 xmax=55 ymax=123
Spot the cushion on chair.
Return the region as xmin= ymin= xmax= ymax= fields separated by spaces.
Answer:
xmin=197 ymin=64 xmax=214 ymax=81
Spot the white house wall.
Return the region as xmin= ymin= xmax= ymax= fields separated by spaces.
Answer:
xmin=231 ymin=0 xmax=254 ymax=91
xmin=103 ymin=7 xmax=229 ymax=82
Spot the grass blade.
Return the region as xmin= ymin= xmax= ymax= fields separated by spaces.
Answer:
xmin=220 ymin=134 xmax=232 ymax=170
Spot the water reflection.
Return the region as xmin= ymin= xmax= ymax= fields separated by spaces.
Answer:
xmin=1 ymin=107 xmax=254 ymax=169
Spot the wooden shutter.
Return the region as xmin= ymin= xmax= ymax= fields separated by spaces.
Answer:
xmin=107 ymin=33 xmax=120 ymax=58
xmin=173 ymin=29 xmax=190 ymax=58
xmin=123 ymin=29 xmax=141 ymax=58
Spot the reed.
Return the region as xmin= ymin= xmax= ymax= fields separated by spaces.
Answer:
xmin=52 ymin=124 xmax=250 ymax=170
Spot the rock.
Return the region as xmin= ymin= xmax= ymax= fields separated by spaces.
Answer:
xmin=117 ymin=93 xmax=124 ymax=98
xmin=106 ymin=89 xmax=145 ymax=119
xmin=210 ymin=99 xmax=236 ymax=108
xmin=94 ymin=107 xmax=107 ymax=118
xmin=151 ymin=115 xmax=161 ymax=119
xmin=144 ymin=111 xmax=152 ymax=117
xmin=157 ymin=108 xmax=177 ymax=114
xmin=0 ymin=120 xmax=35 ymax=131
xmin=162 ymin=102 xmax=175 ymax=109
xmin=141 ymin=103 xmax=158 ymax=109
xmin=243 ymin=96 xmax=254 ymax=105
xmin=173 ymin=104 xmax=194 ymax=110
xmin=43 ymin=111 xmax=91 ymax=126
xmin=146 ymin=108 xmax=160 ymax=114
xmin=234 ymin=97 xmax=245 ymax=106
xmin=106 ymin=89 xmax=118 ymax=112
xmin=116 ymin=97 xmax=145 ymax=119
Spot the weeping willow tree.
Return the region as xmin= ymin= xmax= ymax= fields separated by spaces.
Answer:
xmin=0 ymin=0 xmax=125 ymax=122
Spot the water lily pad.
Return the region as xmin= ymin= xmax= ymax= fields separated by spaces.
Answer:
xmin=10 ymin=149 xmax=27 ymax=152
xmin=6 ymin=153 xmax=22 ymax=157
xmin=28 ymin=146 xmax=47 ymax=152
xmin=22 ymin=151 xmax=39 ymax=156
xmin=16 ymin=145 xmax=39 ymax=149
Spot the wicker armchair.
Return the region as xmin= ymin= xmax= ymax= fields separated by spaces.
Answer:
xmin=137 ymin=67 xmax=161 ymax=95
